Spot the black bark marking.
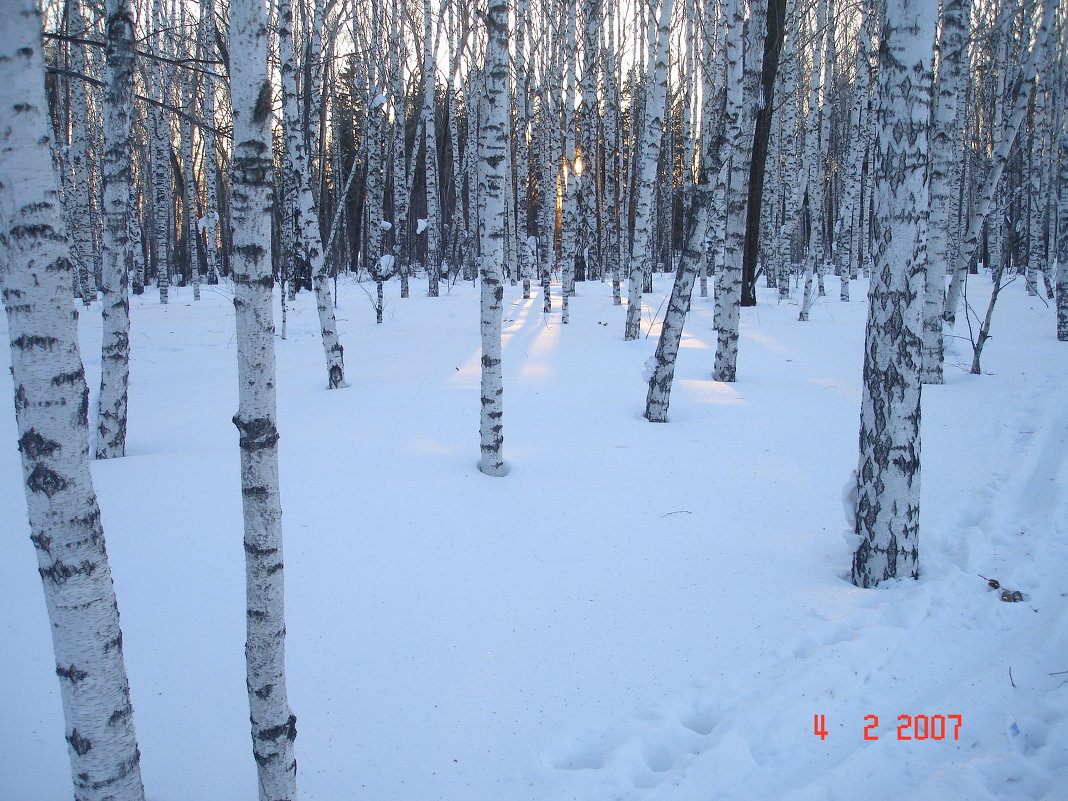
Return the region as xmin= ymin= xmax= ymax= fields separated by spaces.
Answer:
xmin=253 ymin=81 xmax=272 ymax=124
xmin=259 ymin=714 xmax=298 ymax=743
xmin=18 ymin=429 xmax=61 ymax=459
xmin=56 ymin=663 xmax=89 ymax=684
xmin=267 ymin=561 xmax=284 ymax=575
xmin=67 ymin=729 xmax=92 ymax=756
xmin=52 ymin=368 xmax=85 ymax=387
xmin=11 ymin=333 xmax=59 ymax=351
xmin=244 ymin=541 xmax=278 ymax=557
xmin=254 ymin=683 xmax=275 ymax=699
xmin=328 ymin=364 xmax=344 ymax=389
xmin=27 ymin=462 xmax=67 ymax=497
xmin=30 ymin=531 xmax=52 ymax=553
xmin=242 ymin=486 xmax=270 ymax=500
xmin=232 ymin=415 xmax=279 ymax=450
xmin=234 ymin=244 xmax=267 ymax=262
xmin=40 ymin=559 xmax=96 ymax=584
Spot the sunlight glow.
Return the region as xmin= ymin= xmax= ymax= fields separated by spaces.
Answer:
xmin=677 ymin=379 xmax=748 ymax=405
xmin=740 ymin=328 xmax=793 ymax=356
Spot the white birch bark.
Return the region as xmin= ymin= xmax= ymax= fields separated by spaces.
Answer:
xmin=96 ymin=0 xmax=136 ymax=459
xmin=920 ymin=0 xmax=970 ymax=383
xmin=66 ymin=4 xmax=96 ymax=306
xmin=537 ymin=88 xmax=556 ymax=313
xmin=150 ymin=109 xmax=170 ymax=302
xmin=560 ymin=172 xmax=577 ymax=324
xmin=388 ymin=12 xmax=412 ymax=298
xmin=645 ymin=127 xmax=727 ymax=422
xmin=278 ymin=0 xmax=346 ymax=386
xmin=1058 ymin=89 xmax=1068 ymax=340
xmin=181 ymin=71 xmax=201 ymax=301
xmin=835 ymin=0 xmax=873 ymax=304
xmin=944 ymin=0 xmax=1056 ymax=325
xmin=129 ymin=214 xmax=145 ymax=294
xmin=1026 ymin=82 xmax=1050 ymax=298
xmin=422 ymin=0 xmax=444 ymax=296
xmin=776 ymin=0 xmax=800 ymax=301
xmin=797 ymin=0 xmax=829 ymax=323
xmin=305 ymin=0 xmax=327 ymax=191
xmin=0 ymin=5 xmax=146 ymax=796
xmin=851 ymin=0 xmax=936 ymax=588
xmin=201 ymin=5 xmax=221 ymax=287
xmin=477 ymin=0 xmax=510 ymax=477
xmin=513 ymin=0 xmax=533 ymax=299
xmin=624 ymin=0 xmax=673 ymax=341
xmin=711 ymin=0 xmax=748 ymax=378
xmin=150 ymin=0 xmax=170 ymax=304
xmin=228 ymin=0 xmax=299 ymax=796
xmin=464 ymin=78 xmax=481 ymax=283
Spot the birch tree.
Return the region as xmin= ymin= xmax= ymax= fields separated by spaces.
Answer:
xmin=624 ymin=0 xmax=673 ymax=341
xmin=95 ymin=0 xmax=137 ymax=459
xmin=0 ymin=4 xmax=146 ymax=797
xmin=477 ymin=0 xmax=509 ymax=477
xmin=645 ymin=134 xmax=727 ymax=422
xmin=200 ymin=0 xmax=222 ymax=286
xmin=944 ymin=0 xmax=1056 ymax=326
xmin=229 ymin=0 xmax=299 ymax=795
xmin=851 ymin=0 xmax=936 ymax=588
xmin=834 ymin=0 xmax=873 ymax=303
xmin=1058 ymin=76 xmax=1067 ymax=341
xmin=421 ymin=0 xmax=444 ymax=296
xmin=921 ymin=0 xmax=971 ymax=384
xmin=712 ymin=0 xmax=749 ymax=379
xmin=1055 ymin=120 xmax=1063 ymax=341
xmin=278 ymin=0 xmax=346 ymax=387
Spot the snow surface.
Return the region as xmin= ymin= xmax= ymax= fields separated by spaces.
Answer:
xmin=1 ymin=274 xmax=1066 ymax=800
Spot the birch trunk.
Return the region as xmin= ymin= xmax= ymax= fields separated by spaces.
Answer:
xmin=513 ymin=0 xmax=532 ymax=299
xmin=129 ymin=215 xmax=145 ymax=294
xmin=150 ymin=104 xmax=170 ymax=302
xmin=797 ymin=0 xmax=829 ymax=323
xmin=422 ymin=0 xmax=443 ymax=296
xmin=181 ymin=80 xmax=201 ymax=301
xmin=477 ymin=0 xmax=510 ymax=477
xmin=201 ymin=11 xmax=223 ymax=288
xmin=96 ymin=0 xmax=136 ymax=459
xmin=851 ymin=0 xmax=935 ymax=588
xmin=1058 ymin=118 xmax=1068 ymax=340
xmin=228 ymin=0 xmax=299 ymax=796
xmin=776 ymin=0 xmax=799 ymax=301
xmin=0 ymin=5 xmax=146 ymax=797
xmin=624 ymin=0 xmax=673 ymax=341
xmin=66 ymin=7 xmax=96 ymax=306
xmin=278 ymin=0 xmax=346 ymax=387
xmin=712 ymin=0 xmax=747 ymax=378
xmin=921 ymin=0 xmax=971 ymax=384
xmin=944 ymin=0 xmax=1056 ymax=325
xmin=645 ymin=130 xmax=726 ymax=422
xmin=835 ymin=0 xmax=872 ymax=304
xmin=389 ymin=15 xmax=411 ymax=299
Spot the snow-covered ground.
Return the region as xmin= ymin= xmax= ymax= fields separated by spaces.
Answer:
xmin=1 ymin=271 xmax=1065 ymax=800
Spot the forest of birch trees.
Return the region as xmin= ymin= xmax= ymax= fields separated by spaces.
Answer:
xmin=2 ymin=0 xmax=1067 ymax=796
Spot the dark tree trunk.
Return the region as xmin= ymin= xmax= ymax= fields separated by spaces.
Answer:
xmin=740 ymin=0 xmax=786 ymax=306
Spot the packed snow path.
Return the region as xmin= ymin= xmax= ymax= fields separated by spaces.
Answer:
xmin=1 ymin=276 xmax=1065 ymax=800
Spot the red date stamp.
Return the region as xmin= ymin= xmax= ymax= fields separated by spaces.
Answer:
xmin=813 ymin=714 xmax=962 ymax=741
